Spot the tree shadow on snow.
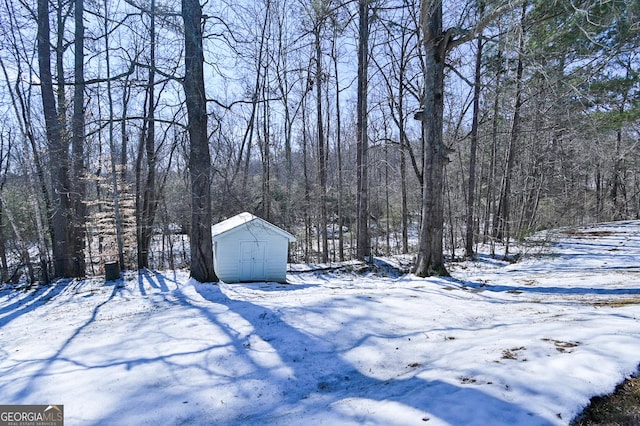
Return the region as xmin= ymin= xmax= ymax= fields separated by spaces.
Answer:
xmin=222 ymin=281 xmax=316 ymax=293
xmin=5 ymin=280 xmax=124 ymax=401
xmin=137 ymin=269 xmax=171 ymax=295
xmin=0 ymin=280 xmax=69 ymax=329
xmin=463 ymin=282 xmax=640 ymax=296
xmin=0 ymin=272 xmax=553 ymax=425
xmin=173 ymin=282 xmax=556 ymax=425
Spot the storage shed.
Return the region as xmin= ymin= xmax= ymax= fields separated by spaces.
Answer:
xmin=211 ymin=212 xmax=297 ymax=283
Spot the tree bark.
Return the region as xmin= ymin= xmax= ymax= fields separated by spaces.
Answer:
xmin=495 ymin=2 xmax=526 ymax=259
xmin=465 ymin=8 xmax=484 ymax=259
xmin=486 ymin=43 xmax=504 ymax=255
xmin=274 ymin=2 xmax=295 ymax=230
xmin=0 ymin=139 xmax=9 ymax=283
xmin=356 ymin=0 xmax=370 ymax=261
xmin=413 ymin=0 xmax=449 ymax=277
xmin=314 ymin=24 xmax=329 ymax=263
xmin=137 ymin=0 xmax=158 ymax=269
xmin=260 ymin=74 xmax=271 ymax=221
xmin=398 ymin=30 xmax=410 ymax=255
xmin=71 ymin=0 xmax=87 ymax=276
xmin=103 ymin=0 xmax=125 ymax=270
xmin=0 ymin=201 xmax=7 ymax=283
xmin=37 ymin=0 xmax=76 ymax=278
xmin=182 ymin=0 xmax=217 ymax=283
xmin=331 ymin=28 xmax=345 ymax=261
xmin=301 ymin=91 xmax=312 ymax=261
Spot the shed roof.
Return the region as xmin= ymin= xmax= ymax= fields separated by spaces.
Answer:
xmin=211 ymin=212 xmax=297 ymax=242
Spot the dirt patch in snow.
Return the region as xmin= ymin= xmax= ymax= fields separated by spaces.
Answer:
xmin=562 ymin=229 xmax=614 ymax=238
xmin=571 ymin=369 xmax=640 ymax=426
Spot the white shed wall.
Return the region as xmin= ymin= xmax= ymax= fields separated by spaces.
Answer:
xmin=212 ymin=223 xmax=290 ymax=283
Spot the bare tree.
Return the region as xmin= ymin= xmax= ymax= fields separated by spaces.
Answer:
xmin=464 ymin=1 xmax=484 ymax=259
xmin=102 ymin=0 xmax=126 ymax=270
xmin=37 ymin=0 xmax=79 ymax=277
xmin=182 ymin=0 xmax=217 ymax=282
xmin=71 ymin=0 xmax=87 ymax=276
xmin=494 ymin=2 xmax=526 ymax=259
xmin=273 ymin=0 xmax=304 ymax=230
xmin=0 ymin=132 xmax=12 ymax=282
xmin=136 ymin=0 xmax=159 ymax=268
xmin=329 ymin=13 xmax=346 ymax=260
xmin=413 ymin=0 xmax=449 ymax=277
xmin=414 ymin=0 xmax=523 ymax=277
xmin=356 ymin=0 xmax=370 ymax=261
xmin=310 ymin=1 xmax=329 ymax=262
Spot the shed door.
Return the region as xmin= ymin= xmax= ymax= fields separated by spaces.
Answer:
xmin=239 ymin=241 xmax=266 ymax=281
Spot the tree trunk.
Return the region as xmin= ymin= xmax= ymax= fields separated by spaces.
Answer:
xmin=37 ymin=0 xmax=76 ymax=278
xmin=331 ymin=29 xmax=345 ymax=261
xmin=314 ymin=26 xmax=328 ymax=263
xmin=356 ymin=0 xmax=370 ymax=261
xmin=0 ymin=200 xmax=7 ymax=283
xmin=398 ymin=53 xmax=409 ymax=255
xmin=182 ymin=0 xmax=217 ymax=283
xmin=71 ymin=0 xmax=86 ymax=277
xmin=260 ymin=74 xmax=271 ymax=220
xmin=595 ymin=164 xmax=602 ymax=222
xmin=0 ymin=141 xmax=9 ymax=283
xmin=495 ymin=2 xmax=526 ymax=259
xmin=120 ymin=77 xmax=131 ymax=181
xmin=55 ymin=0 xmax=68 ymax=139
xmin=301 ymin=91 xmax=312 ymax=261
xmin=138 ymin=0 xmax=158 ymax=269
xmin=611 ymin=128 xmax=626 ymax=220
xmin=486 ymin=44 xmax=504 ymax=255
xmin=465 ymin=12 xmax=484 ymax=259
xmin=104 ymin=0 xmax=125 ymax=270
xmin=274 ymin=3 xmax=294 ymax=230
xmin=413 ymin=1 xmax=449 ymax=277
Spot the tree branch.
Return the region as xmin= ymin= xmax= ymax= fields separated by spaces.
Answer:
xmin=447 ymin=0 xmax=527 ymax=52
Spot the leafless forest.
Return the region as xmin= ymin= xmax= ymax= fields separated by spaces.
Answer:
xmin=0 ymin=0 xmax=637 ymax=282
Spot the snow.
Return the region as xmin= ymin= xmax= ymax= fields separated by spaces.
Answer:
xmin=211 ymin=211 xmax=258 ymax=236
xmin=1 ymin=221 xmax=640 ymax=425
xmin=211 ymin=212 xmax=296 ymax=242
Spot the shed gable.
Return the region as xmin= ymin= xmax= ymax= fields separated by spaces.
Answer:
xmin=211 ymin=212 xmax=296 ymax=283
xmin=211 ymin=212 xmax=296 ymax=242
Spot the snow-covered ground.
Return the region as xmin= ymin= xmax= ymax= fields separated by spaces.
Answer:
xmin=1 ymin=221 xmax=639 ymax=425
